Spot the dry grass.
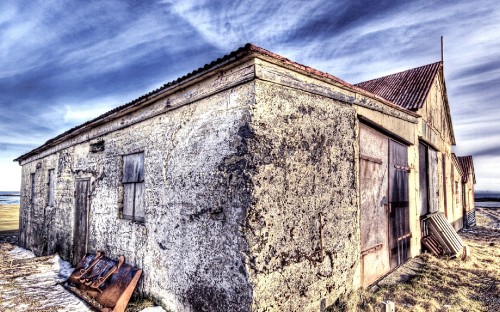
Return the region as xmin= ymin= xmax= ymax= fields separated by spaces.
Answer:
xmin=329 ymin=208 xmax=500 ymax=312
xmin=0 ymin=204 xmax=19 ymax=232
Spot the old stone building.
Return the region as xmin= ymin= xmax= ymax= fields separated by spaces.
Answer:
xmin=15 ymin=44 xmax=474 ymax=311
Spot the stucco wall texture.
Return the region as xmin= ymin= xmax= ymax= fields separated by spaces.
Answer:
xmin=18 ymin=57 xmax=360 ymax=312
xmin=246 ymin=81 xmax=358 ymax=311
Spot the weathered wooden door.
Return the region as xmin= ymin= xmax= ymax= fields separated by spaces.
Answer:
xmin=388 ymin=140 xmax=410 ymax=269
xmin=418 ymin=142 xmax=429 ymax=216
xmin=359 ymin=124 xmax=390 ymax=286
xmin=428 ymin=148 xmax=439 ymax=213
xmin=73 ymin=179 xmax=90 ymax=265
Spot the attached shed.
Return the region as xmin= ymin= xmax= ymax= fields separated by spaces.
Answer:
xmin=457 ymin=155 xmax=476 ymax=227
xmin=15 ymin=44 xmax=469 ymax=311
xmin=356 ymin=61 xmax=472 ymax=254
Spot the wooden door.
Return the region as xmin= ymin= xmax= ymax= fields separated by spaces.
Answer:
xmin=428 ymin=148 xmax=439 ymax=213
xmin=418 ymin=142 xmax=429 ymax=216
xmin=73 ymin=179 xmax=90 ymax=265
xmin=389 ymin=140 xmax=410 ymax=269
xmin=359 ymin=125 xmax=390 ymax=286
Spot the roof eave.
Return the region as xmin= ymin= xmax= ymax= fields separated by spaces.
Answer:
xmin=14 ymin=46 xmax=258 ymax=163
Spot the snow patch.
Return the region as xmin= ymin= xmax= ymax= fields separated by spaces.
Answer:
xmin=140 ymin=307 xmax=167 ymax=312
xmin=8 ymin=246 xmax=35 ymax=258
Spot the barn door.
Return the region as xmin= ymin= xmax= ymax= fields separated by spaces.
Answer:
xmin=73 ymin=179 xmax=90 ymax=265
xmin=418 ymin=142 xmax=429 ymax=216
xmin=359 ymin=125 xmax=390 ymax=286
xmin=389 ymin=140 xmax=410 ymax=269
xmin=428 ymin=148 xmax=439 ymax=213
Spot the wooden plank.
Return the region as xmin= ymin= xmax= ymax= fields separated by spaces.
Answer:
xmin=48 ymin=169 xmax=55 ymax=206
xmin=360 ymin=154 xmax=383 ymax=164
xmin=389 ymin=139 xmax=410 ymax=268
xmin=428 ymin=148 xmax=439 ymax=213
xmin=361 ymin=243 xmax=383 ymax=256
xmin=419 ymin=142 xmax=429 ymax=216
xmin=359 ymin=124 xmax=390 ymax=286
xmin=73 ymin=179 xmax=89 ymax=265
xmin=122 ymin=153 xmax=144 ymax=183
xmin=31 ymin=173 xmax=35 ymax=204
xmin=134 ymin=182 xmax=145 ymax=222
xmin=123 ymin=184 xmax=135 ymax=218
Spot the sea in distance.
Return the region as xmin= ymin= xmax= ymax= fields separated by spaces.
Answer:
xmin=1 ymin=190 xmax=499 ymax=208
xmin=474 ymin=190 xmax=500 ymax=208
xmin=0 ymin=191 xmax=20 ymax=205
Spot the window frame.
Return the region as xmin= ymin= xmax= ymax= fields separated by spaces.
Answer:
xmin=121 ymin=152 xmax=145 ymax=223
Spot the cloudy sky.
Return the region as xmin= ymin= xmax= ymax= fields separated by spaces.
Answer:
xmin=1 ymin=0 xmax=499 ymax=191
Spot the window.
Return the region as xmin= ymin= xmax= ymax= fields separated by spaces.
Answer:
xmin=122 ymin=152 xmax=145 ymax=222
xmin=31 ymin=173 xmax=36 ymax=204
xmin=48 ymin=169 xmax=55 ymax=206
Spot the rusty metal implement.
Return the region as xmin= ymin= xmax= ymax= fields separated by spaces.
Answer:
xmin=65 ymin=251 xmax=142 ymax=312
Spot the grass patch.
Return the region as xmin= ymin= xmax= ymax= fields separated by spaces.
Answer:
xmin=329 ymin=209 xmax=500 ymax=312
xmin=0 ymin=204 xmax=19 ymax=231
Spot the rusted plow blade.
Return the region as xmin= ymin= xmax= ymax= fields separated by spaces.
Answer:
xmin=65 ymin=251 xmax=142 ymax=312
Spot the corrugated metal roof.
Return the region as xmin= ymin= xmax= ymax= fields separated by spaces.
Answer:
xmin=457 ymin=155 xmax=475 ymax=184
xmin=354 ymin=62 xmax=442 ymax=111
xmin=15 ymin=43 xmax=418 ymax=163
xmin=451 ymin=153 xmax=464 ymax=176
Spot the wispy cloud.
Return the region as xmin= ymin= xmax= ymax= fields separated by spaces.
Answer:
xmin=1 ymin=0 xmax=499 ymax=191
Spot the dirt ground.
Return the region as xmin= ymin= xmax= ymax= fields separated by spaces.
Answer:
xmin=330 ymin=207 xmax=500 ymax=312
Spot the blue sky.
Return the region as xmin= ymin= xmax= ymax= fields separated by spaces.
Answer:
xmin=1 ymin=0 xmax=499 ymax=191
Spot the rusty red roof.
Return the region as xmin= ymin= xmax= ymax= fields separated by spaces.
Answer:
xmin=354 ymin=62 xmax=442 ymax=111
xmin=457 ymin=156 xmax=476 ymax=184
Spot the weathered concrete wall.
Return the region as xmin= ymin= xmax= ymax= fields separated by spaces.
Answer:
xmin=244 ymin=79 xmax=359 ymax=311
xmin=19 ymin=61 xmax=257 ymax=311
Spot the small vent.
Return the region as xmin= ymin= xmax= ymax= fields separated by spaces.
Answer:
xmin=90 ymin=141 xmax=105 ymax=153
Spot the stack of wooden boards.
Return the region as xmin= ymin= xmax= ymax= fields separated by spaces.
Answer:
xmin=421 ymin=212 xmax=464 ymax=257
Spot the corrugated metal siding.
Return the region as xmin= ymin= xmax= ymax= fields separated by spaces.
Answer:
xmin=355 ymin=62 xmax=442 ymax=111
xmin=466 ymin=209 xmax=476 ymax=228
xmin=422 ymin=212 xmax=463 ymax=256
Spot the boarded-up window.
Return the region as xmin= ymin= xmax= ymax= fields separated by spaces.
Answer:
xmin=48 ymin=169 xmax=55 ymax=206
xmin=122 ymin=153 xmax=145 ymax=222
xmin=31 ymin=173 xmax=36 ymax=204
